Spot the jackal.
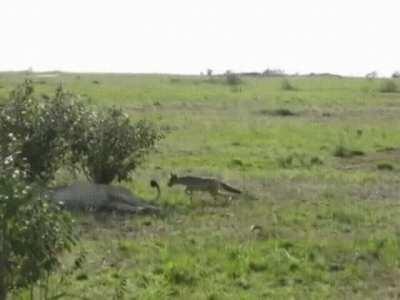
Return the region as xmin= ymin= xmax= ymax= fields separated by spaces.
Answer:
xmin=167 ymin=173 xmax=241 ymax=200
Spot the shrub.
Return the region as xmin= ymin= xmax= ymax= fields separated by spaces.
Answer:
xmin=377 ymin=163 xmax=394 ymax=171
xmin=281 ymin=79 xmax=296 ymax=91
xmin=277 ymin=153 xmax=323 ymax=169
xmin=0 ymin=80 xmax=163 ymax=186
xmin=70 ymin=107 xmax=163 ymax=184
xmin=163 ymin=262 xmax=195 ymax=285
xmin=169 ymin=77 xmax=181 ymax=84
xmin=333 ymin=145 xmax=365 ymax=158
xmin=262 ymin=68 xmax=285 ymax=77
xmin=0 ymin=80 xmax=87 ymax=183
xmin=392 ymin=71 xmax=400 ymax=79
xmin=365 ymin=71 xmax=378 ymax=80
xmin=0 ymin=139 xmax=76 ymax=300
xmin=225 ymin=71 xmax=241 ymax=86
xmin=379 ymin=80 xmax=398 ymax=93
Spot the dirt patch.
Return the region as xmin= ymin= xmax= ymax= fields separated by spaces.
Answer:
xmin=244 ymin=175 xmax=400 ymax=203
xmin=336 ymin=148 xmax=400 ymax=172
xmin=328 ymin=106 xmax=400 ymax=122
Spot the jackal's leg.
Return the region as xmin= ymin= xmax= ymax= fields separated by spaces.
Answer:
xmin=185 ymin=188 xmax=194 ymax=204
xmin=207 ymin=189 xmax=217 ymax=201
xmin=215 ymin=191 xmax=232 ymax=205
xmin=210 ymin=190 xmax=226 ymax=206
xmin=223 ymin=194 xmax=233 ymax=205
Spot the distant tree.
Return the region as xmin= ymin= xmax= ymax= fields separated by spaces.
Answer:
xmin=262 ymin=68 xmax=286 ymax=77
xmin=206 ymin=69 xmax=213 ymax=77
xmin=392 ymin=71 xmax=400 ymax=78
xmin=225 ymin=70 xmax=241 ymax=86
xmin=366 ymin=71 xmax=378 ymax=79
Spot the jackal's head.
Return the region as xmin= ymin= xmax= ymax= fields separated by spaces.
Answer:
xmin=168 ymin=173 xmax=178 ymax=187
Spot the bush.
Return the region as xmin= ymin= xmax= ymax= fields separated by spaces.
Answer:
xmin=333 ymin=145 xmax=365 ymax=158
xmin=277 ymin=153 xmax=323 ymax=169
xmin=0 ymin=80 xmax=87 ymax=184
xmin=379 ymin=80 xmax=398 ymax=93
xmin=0 ymin=80 xmax=163 ymax=186
xmin=70 ymin=106 xmax=163 ymax=184
xmin=392 ymin=71 xmax=400 ymax=79
xmin=281 ymin=79 xmax=296 ymax=91
xmin=0 ymin=139 xmax=76 ymax=300
xmin=365 ymin=71 xmax=378 ymax=80
xmin=377 ymin=163 xmax=394 ymax=171
xmin=262 ymin=68 xmax=285 ymax=77
xmin=0 ymin=80 xmax=164 ymax=297
xmin=225 ymin=71 xmax=241 ymax=86
xmin=272 ymin=108 xmax=297 ymax=116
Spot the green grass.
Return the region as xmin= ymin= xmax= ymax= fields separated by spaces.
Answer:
xmin=3 ymin=72 xmax=400 ymax=299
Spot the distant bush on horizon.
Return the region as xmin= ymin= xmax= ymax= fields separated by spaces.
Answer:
xmin=225 ymin=70 xmax=241 ymax=86
xmin=379 ymin=79 xmax=398 ymax=93
xmin=366 ymin=71 xmax=378 ymax=80
xmin=281 ymin=78 xmax=296 ymax=91
xmin=262 ymin=68 xmax=286 ymax=77
xmin=392 ymin=71 xmax=400 ymax=79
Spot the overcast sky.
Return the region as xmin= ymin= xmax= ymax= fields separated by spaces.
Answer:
xmin=1 ymin=0 xmax=399 ymax=76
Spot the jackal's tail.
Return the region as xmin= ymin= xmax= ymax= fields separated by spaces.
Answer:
xmin=150 ymin=180 xmax=161 ymax=202
xmin=221 ymin=182 xmax=241 ymax=194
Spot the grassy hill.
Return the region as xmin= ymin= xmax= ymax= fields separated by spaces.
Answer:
xmin=2 ymin=72 xmax=400 ymax=299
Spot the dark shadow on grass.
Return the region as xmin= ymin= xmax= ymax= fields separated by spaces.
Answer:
xmin=333 ymin=145 xmax=365 ymax=158
xmin=259 ymin=108 xmax=298 ymax=117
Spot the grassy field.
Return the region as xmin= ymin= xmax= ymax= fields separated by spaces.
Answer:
xmin=2 ymin=72 xmax=400 ymax=299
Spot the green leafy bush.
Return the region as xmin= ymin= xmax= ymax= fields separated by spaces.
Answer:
xmin=0 ymin=80 xmax=164 ymax=298
xmin=70 ymin=106 xmax=163 ymax=184
xmin=0 ymin=80 xmax=86 ymax=183
xmin=0 ymin=79 xmax=163 ymax=185
xmin=0 ymin=143 xmax=76 ymax=300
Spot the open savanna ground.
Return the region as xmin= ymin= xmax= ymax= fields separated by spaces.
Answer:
xmin=2 ymin=72 xmax=400 ymax=299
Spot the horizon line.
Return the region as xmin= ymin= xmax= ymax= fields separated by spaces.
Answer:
xmin=0 ymin=69 xmax=393 ymax=79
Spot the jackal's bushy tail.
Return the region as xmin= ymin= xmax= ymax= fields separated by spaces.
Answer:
xmin=221 ymin=182 xmax=241 ymax=194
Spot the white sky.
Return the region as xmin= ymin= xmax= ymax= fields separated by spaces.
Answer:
xmin=1 ymin=0 xmax=399 ymax=76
